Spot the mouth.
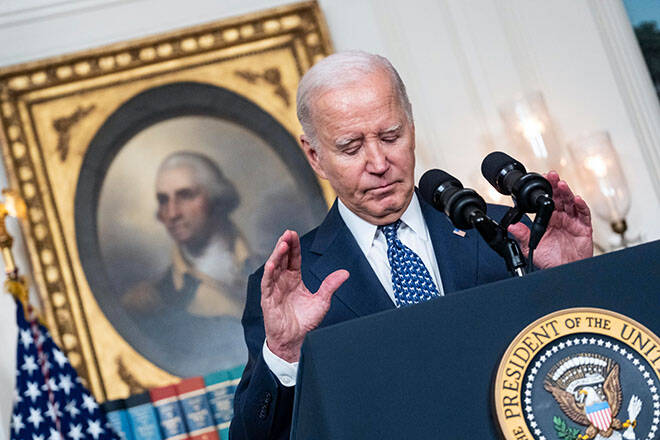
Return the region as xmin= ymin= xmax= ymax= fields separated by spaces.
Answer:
xmin=368 ymin=181 xmax=397 ymax=194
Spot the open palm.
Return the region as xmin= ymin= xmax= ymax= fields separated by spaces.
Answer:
xmin=261 ymin=230 xmax=349 ymax=363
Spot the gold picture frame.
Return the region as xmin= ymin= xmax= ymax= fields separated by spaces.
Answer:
xmin=0 ymin=1 xmax=333 ymax=401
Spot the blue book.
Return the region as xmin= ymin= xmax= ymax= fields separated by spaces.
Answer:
xmin=101 ymin=399 xmax=134 ymax=440
xmin=150 ymin=384 xmax=189 ymax=440
xmin=125 ymin=392 xmax=163 ymax=440
xmin=204 ymin=365 xmax=244 ymax=440
xmin=175 ymin=377 xmax=218 ymax=440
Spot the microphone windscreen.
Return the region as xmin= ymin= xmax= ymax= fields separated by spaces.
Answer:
xmin=419 ymin=169 xmax=461 ymax=204
xmin=481 ymin=151 xmax=517 ymax=187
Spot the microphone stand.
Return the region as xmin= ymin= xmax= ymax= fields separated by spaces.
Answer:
xmin=469 ymin=211 xmax=526 ymax=277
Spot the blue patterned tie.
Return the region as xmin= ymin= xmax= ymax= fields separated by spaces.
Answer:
xmin=380 ymin=220 xmax=439 ymax=307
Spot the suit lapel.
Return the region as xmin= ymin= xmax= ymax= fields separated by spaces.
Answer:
xmin=419 ymin=195 xmax=479 ymax=294
xmin=309 ymin=203 xmax=395 ymax=317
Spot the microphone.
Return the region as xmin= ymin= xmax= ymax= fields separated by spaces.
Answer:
xmin=480 ymin=151 xmax=555 ymax=262
xmin=419 ymin=169 xmax=526 ymax=277
xmin=419 ymin=169 xmax=487 ymax=230
xmin=480 ymin=151 xmax=553 ymax=215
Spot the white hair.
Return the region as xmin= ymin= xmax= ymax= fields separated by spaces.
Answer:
xmin=156 ymin=151 xmax=239 ymax=213
xmin=296 ymin=50 xmax=413 ymax=149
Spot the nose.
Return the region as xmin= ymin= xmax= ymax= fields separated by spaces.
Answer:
xmin=162 ymin=199 xmax=182 ymax=221
xmin=364 ymin=141 xmax=389 ymax=175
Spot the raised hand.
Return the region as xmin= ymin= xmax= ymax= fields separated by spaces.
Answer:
xmin=261 ymin=230 xmax=349 ymax=363
xmin=508 ymin=171 xmax=593 ymax=269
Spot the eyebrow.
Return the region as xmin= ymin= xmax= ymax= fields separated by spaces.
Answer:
xmin=380 ymin=124 xmax=402 ymax=135
xmin=335 ymin=134 xmax=363 ymax=149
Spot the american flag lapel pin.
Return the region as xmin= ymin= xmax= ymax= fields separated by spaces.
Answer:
xmin=452 ymin=228 xmax=466 ymax=237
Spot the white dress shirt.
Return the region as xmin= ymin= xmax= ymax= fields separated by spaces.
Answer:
xmin=263 ymin=193 xmax=444 ymax=387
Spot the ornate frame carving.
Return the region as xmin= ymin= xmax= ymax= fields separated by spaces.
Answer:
xmin=0 ymin=1 xmax=333 ymax=401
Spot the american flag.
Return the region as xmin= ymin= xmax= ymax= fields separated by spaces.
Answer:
xmin=10 ymin=298 xmax=119 ymax=440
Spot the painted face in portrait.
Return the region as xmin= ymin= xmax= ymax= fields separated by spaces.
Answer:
xmin=156 ymin=165 xmax=213 ymax=249
xmin=302 ymin=68 xmax=416 ymax=225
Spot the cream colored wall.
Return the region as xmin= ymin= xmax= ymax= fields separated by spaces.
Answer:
xmin=2 ymin=1 xmax=659 ymax=437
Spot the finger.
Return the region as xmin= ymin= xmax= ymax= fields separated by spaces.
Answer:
xmin=316 ymin=269 xmax=350 ymax=303
xmin=574 ymin=195 xmax=592 ymax=223
xmin=261 ymin=233 xmax=291 ymax=298
xmin=508 ymin=223 xmax=531 ymax=257
xmin=544 ymin=170 xmax=560 ymax=187
xmin=553 ymin=179 xmax=575 ymax=213
xmin=286 ymin=230 xmax=302 ymax=271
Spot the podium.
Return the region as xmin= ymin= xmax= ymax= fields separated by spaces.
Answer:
xmin=290 ymin=240 xmax=660 ymax=439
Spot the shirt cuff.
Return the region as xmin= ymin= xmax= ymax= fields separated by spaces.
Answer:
xmin=262 ymin=340 xmax=299 ymax=387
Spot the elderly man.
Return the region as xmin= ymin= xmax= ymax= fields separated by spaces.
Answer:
xmin=229 ymin=51 xmax=592 ymax=439
xmin=123 ymin=151 xmax=255 ymax=376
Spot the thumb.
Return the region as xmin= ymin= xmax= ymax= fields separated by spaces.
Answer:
xmin=316 ymin=269 xmax=350 ymax=302
xmin=508 ymin=223 xmax=530 ymax=257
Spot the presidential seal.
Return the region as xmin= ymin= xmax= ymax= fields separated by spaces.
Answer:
xmin=494 ymin=308 xmax=660 ymax=440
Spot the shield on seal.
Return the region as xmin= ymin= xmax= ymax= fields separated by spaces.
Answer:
xmin=585 ymin=401 xmax=612 ymax=431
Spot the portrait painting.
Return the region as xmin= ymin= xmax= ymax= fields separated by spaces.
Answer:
xmin=75 ymin=82 xmax=329 ymax=378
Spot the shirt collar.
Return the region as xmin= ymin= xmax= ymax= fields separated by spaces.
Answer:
xmin=337 ymin=192 xmax=428 ymax=256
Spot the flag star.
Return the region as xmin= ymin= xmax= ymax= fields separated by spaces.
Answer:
xmin=82 ymin=393 xmax=99 ymax=413
xmin=627 ymin=353 xmax=634 ymax=360
xmin=47 ymin=427 xmax=62 ymax=440
xmin=59 ymin=374 xmax=73 ymax=395
xmin=42 ymin=377 xmax=59 ymax=392
xmin=552 ymin=346 xmax=559 ymax=353
xmin=620 ymin=348 xmax=627 ymax=355
xmin=559 ymin=342 xmax=566 ymax=349
xmin=528 ymin=413 xmax=535 ymax=421
xmin=20 ymin=329 xmax=33 ymax=349
xmin=589 ymin=338 xmax=596 ymax=344
xmin=65 ymin=399 xmax=80 ymax=419
xmin=68 ymin=423 xmax=84 ymax=440
xmin=45 ymin=401 xmax=62 ymax=422
xmin=32 ymin=434 xmax=45 ymax=440
xmin=633 ymin=359 xmax=640 ymax=365
xmin=11 ymin=413 xmax=25 ymax=434
xmin=531 ymin=421 xmax=538 ymax=428
xmin=22 ymin=355 xmax=39 ymax=376
xmin=86 ymin=420 xmax=105 ymax=440
xmin=597 ymin=339 xmax=604 ymax=346
xmin=605 ymin=341 xmax=612 ymax=348
xmin=581 ymin=337 xmax=588 ymax=344
xmin=613 ymin=344 xmax=620 ymax=351
xmin=25 ymin=381 xmax=42 ymax=402
xmin=535 ymin=428 xmax=542 ymax=435
xmin=52 ymin=348 xmax=68 ymax=368
xmin=525 ymin=397 xmax=532 ymax=405
xmin=573 ymin=338 xmax=581 ymax=345
xmin=650 ymin=379 xmax=656 ymax=386
xmin=651 ymin=386 xmax=657 ymax=393
xmin=27 ymin=407 xmax=44 ymax=429
xmin=526 ymin=405 xmax=533 ymax=413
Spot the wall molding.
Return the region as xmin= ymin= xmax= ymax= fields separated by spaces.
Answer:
xmin=589 ymin=0 xmax=660 ymax=202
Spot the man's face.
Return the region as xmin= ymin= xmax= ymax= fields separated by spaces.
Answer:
xmin=302 ymin=69 xmax=416 ymax=225
xmin=156 ymin=166 xmax=212 ymax=247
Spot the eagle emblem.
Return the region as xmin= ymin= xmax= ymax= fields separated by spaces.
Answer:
xmin=544 ymin=353 xmax=642 ymax=440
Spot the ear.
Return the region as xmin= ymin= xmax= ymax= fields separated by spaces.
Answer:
xmin=300 ymin=134 xmax=327 ymax=180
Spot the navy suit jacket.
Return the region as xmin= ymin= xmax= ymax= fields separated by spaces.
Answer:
xmin=230 ymin=197 xmax=519 ymax=439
